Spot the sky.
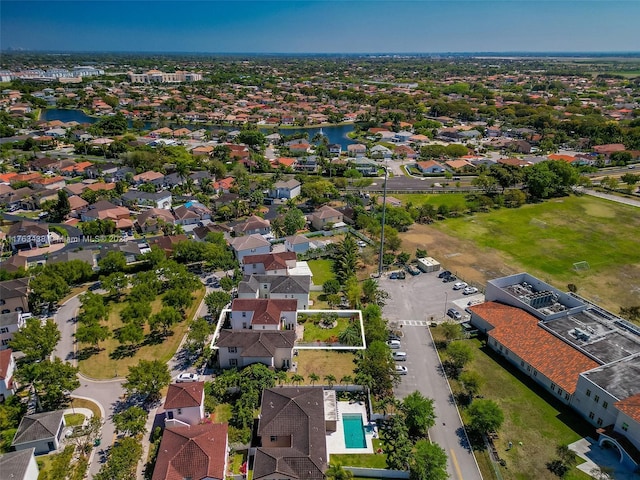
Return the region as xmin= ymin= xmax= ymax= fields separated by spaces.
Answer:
xmin=1 ymin=1 xmax=639 ymax=54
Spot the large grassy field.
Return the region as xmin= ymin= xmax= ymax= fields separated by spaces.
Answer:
xmin=402 ymin=195 xmax=640 ymax=312
xmin=438 ymin=332 xmax=592 ymax=480
xmin=77 ymin=287 xmax=205 ymax=379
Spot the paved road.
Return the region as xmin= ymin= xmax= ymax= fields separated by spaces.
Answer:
xmin=52 ymin=291 xmax=125 ymax=478
xmin=381 ymin=271 xmax=483 ymax=480
xmin=581 ymin=188 xmax=640 ymax=208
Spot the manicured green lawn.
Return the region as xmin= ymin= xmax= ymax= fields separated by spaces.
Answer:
xmin=64 ymin=413 xmax=85 ymax=427
xmin=307 ymin=259 xmax=335 ymax=285
xmin=299 ymin=314 xmax=359 ymax=344
xmin=453 ymin=338 xmax=592 ymax=480
xmin=331 ymin=439 xmax=387 ymax=468
xmin=213 ymin=403 xmax=233 ymax=423
xmin=69 ymin=397 xmax=101 ymax=419
xmin=434 ymin=195 xmax=640 ymax=311
xmin=394 ymin=193 xmax=468 ymax=209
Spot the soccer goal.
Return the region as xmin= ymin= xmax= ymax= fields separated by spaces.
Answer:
xmin=573 ymin=261 xmax=590 ymax=272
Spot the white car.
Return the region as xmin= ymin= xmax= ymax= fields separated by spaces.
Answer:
xmin=463 ymin=286 xmax=479 ymax=295
xmin=453 ymin=282 xmax=468 ymax=290
xmin=395 ymin=365 xmax=408 ymax=375
xmin=176 ymin=372 xmax=199 ymax=383
xmin=393 ymin=351 xmax=407 ymax=361
xmin=357 ymin=240 xmax=367 ymax=247
xmin=386 ymin=340 xmax=401 ymax=349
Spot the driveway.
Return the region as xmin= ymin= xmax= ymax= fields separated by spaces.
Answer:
xmin=381 ymin=271 xmax=483 ymax=480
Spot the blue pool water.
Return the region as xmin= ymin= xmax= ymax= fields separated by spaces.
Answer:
xmin=342 ymin=414 xmax=366 ymax=448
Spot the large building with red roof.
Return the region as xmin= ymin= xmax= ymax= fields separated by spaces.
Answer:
xmin=470 ymin=273 xmax=640 ymax=469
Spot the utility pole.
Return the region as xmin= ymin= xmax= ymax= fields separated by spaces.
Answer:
xmin=377 ymin=166 xmax=389 ymax=277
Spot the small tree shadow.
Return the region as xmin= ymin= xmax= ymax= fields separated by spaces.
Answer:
xmin=76 ymin=346 xmax=101 ymax=361
xmin=110 ymin=344 xmax=139 ymax=359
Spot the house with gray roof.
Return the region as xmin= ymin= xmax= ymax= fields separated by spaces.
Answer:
xmin=230 ymin=234 xmax=271 ymax=262
xmin=215 ymin=330 xmax=296 ymax=370
xmin=237 ymin=275 xmax=310 ymax=310
xmin=268 ymin=179 xmax=301 ymax=200
xmin=284 ymin=234 xmax=312 ymax=254
xmin=12 ymin=410 xmax=66 ymax=454
xmin=0 ymin=448 xmax=39 ymax=480
xmin=253 ymin=387 xmax=329 ymax=480
xmin=121 ymin=190 xmax=172 ymax=210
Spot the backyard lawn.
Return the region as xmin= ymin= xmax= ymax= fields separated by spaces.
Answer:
xmin=77 ymin=287 xmax=205 ymax=379
xmin=307 ymin=259 xmax=335 ymax=285
xmin=448 ymin=336 xmax=592 ymax=480
xmin=69 ymin=397 xmax=101 ymax=419
xmin=331 ymin=439 xmax=387 ymax=469
xmin=295 ymin=350 xmax=356 ymax=384
xmin=64 ymin=413 xmax=85 ymax=427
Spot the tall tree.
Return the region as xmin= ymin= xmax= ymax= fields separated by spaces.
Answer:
xmin=381 ymin=414 xmax=412 ymax=471
xmin=113 ymin=406 xmax=148 ymax=437
xmin=10 ymin=318 xmax=60 ymax=362
xmin=402 ymin=391 xmax=436 ymax=440
xmin=123 ymin=360 xmax=171 ymax=403
xmin=467 ymin=399 xmax=505 ymax=434
xmin=409 ymin=440 xmax=449 ymax=480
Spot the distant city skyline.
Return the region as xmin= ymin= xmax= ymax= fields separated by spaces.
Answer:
xmin=2 ymin=1 xmax=639 ymax=54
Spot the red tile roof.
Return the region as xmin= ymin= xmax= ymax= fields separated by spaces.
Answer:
xmin=242 ymin=252 xmax=296 ymax=270
xmin=615 ymin=393 xmax=640 ymax=423
xmin=0 ymin=349 xmax=13 ymax=380
xmin=471 ymin=302 xmax=599 ymax=393
xmin=232 ymin=299 xmax=298 ymax=325
xmin=164 ymin=382 xmax=204 ymax=409
xmin=152 ymin=423 xmax=228 ymax=480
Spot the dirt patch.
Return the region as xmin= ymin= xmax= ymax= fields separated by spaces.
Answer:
xmin=400 ymin=224 xmax=521 ymax=286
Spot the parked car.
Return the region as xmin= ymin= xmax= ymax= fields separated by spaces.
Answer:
xmin=406 ymin=265 xmax=421 ymax=276
xmin=442 ymin=275 xmax=457 ymax=283
xmin=395 ymin=365 xmax=408 ymax=375
xmin=390 ymin=271 xmax=406 ymax=280
xmin=388 ymin=332 xmax=402 ymax=341
xmin=438 ymin=270 xmax=452 ymax=279
xmin=357 ymin=240 xmax=367 ymax=247
xmin=453 ymin=282 xmax=468 ymax=290
xmin=89 ymin=282 xmax=102 ymax=291
xmin=393 ymin=351 xmax=407 ymax=361
xmin=386 ymin=340 xmax=401 ymax=349
xmin=176 ymin=372 xmax=199 ymax=383
xmin=463 ymin=286 xmax=479 ymax=295
xmin=447 ymin=308 xmax=462 ymax=320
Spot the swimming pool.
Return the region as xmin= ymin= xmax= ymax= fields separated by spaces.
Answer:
xmin=342 ymin=413 xmax=366 ymax=448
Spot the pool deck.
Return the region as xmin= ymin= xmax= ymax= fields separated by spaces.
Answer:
xmin=326 ymin=401 xmax=376 ymax=456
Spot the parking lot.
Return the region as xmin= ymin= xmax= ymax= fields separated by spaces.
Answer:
xmin=380 ymin=268 xmax=485 ymax=328
xmin=380 ymin=268 xmax=484 ymax=480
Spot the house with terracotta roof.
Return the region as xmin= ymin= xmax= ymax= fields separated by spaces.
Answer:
xmin=347 ymin=143 xmax=367 ymax=158
xmin=212 ymin=176 xmax=235 ymax=194
xmin=191 ymin=145 xmax=214 ymax=157
xmin=593 ymin=143 xmax=626 ymax=157
xmin=470 ymin=273 xmax=640 ymax=468
xmin=132 ymin=170 xmax=165 ymax=187
xmin=273 ymin=157 xmax=297 ymax=169
xmin=229 ymin=298 xmax=298 ymax=331
xmin=230 ymin=234 xmax=271 ymax=262
xmin=152 ymin=423 xmax=228 ymax=480
xmin=415 ymin=160 xmax=445 ymax=174
xmin=497 ymin=157 xmax=532 ymax=168
xmin=253 ymin=387 xmax=328 ymax=480
xmin=163 ymin=381 xmax=205 ymax=427
xmin=0 ymin=349 xmax=16 ymax=400
xmin=241 ymin=252 xmax=297 ymax=275
xmin=444 ymin=159 xmax=475 ymax=172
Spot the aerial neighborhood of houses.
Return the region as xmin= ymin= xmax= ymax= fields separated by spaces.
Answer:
xmin=0 ymin=54 xmax=639 ymax=480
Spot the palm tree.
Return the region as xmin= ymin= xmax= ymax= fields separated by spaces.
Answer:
xmin=276 ymin=370 xmax=288 ymax=386
xmin=291 ymin=374 xmax=304 ymax=386
xmin=340 ymin=375 xmax=353 ymax=387
xmin=309 ymin=372 xmax=320 ymax=386
xmin=324 ymin=374 xmax=336 ymax=387
xmin=326 ymin=463 xmax=354 ymax=480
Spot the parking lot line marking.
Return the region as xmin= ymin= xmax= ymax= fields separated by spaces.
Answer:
xmin=450 ymin=448 xmax=464 ymax=480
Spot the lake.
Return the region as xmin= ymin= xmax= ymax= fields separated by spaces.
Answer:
xmin=40 ymin=109 xmax=356 ymax=149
